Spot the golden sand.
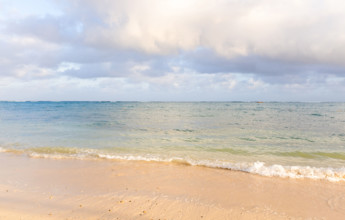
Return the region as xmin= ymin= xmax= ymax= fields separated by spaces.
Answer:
xmin=0 ymin=153 xmax=344 ymax=219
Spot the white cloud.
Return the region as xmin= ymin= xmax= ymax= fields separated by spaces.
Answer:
xmin=60 ymin=0 xmax=345 ymax=65
xmin=247 ymin=78 xmax=267 ymax=90
xmin=57 ymin=62 xmax=81 ymax=73
xmin=1 ymin=0 xmax=345 ymax=101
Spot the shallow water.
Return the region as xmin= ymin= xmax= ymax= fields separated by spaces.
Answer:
xmin=1 ymin=101 xmax=345 ymax=181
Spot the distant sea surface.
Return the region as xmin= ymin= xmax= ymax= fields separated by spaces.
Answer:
xmin=1 ymin=101 xmax=345 ymax=181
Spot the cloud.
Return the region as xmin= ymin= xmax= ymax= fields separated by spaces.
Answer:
xmin=181 ymin=48 xmax=345 ymax=84
xmin=5 ymin=1 xmax=345 ymax=61
xmin=53 ymin=0 xmax=345 ymax=64
xmin=1 ymin=0 xmax=345 ymax=101
xmin=5 ymin=15 xmax=82 ymax=44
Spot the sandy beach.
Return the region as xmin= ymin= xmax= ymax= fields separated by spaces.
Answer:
xmin=1 ymin=0 xmax=345 ymax=217
xmin=0 ymin=153 xmax=344 ymax=219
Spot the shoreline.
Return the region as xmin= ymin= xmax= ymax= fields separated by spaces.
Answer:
xmin=2 ymin=147 xmax=345 ymax=182
xmin=0 ymin=153 xmax=345 ymax=219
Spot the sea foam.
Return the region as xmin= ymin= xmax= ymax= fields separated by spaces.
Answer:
xmin=22 ymin=149 xmax=345 ymax=182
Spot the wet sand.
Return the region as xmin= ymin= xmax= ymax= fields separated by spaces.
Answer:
xmin=0 ymin=153 xmax=344 ymax=219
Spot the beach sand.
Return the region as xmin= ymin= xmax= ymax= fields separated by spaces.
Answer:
xmin=0 ymin=153 xmax=344 ymax=220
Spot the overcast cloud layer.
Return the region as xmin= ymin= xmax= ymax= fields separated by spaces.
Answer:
xmin=0 ymin=0 xmax=345 ymax=101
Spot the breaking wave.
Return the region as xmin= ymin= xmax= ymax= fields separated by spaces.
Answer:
xmin=1 ymin=146 xmax=345 ymax=182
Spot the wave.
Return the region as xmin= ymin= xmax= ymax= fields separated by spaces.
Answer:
xmin=1 ymin=147 xmax=345 ymax=182
xmin=96 ymin=154 xmax=345 ymax=182
xmin=275 ymin=151 xmax=345 ymax=160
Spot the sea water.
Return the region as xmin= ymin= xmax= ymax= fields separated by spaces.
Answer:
xmin=0 ymin=101 xmax=345 ymax=181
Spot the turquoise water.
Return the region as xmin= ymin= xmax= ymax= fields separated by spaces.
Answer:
xmin=1 ymin=101 xmax=345 ymax=181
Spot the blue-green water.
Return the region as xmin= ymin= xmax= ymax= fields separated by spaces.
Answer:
xmin=1 ymin=101 xmax=345 ymax=181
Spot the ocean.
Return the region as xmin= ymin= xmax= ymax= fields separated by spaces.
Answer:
xmin=0 ymin=101 xmax=345 ymax=181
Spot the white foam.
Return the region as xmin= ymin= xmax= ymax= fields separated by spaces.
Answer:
xmin=28 ymin=152 xmax=87 ymax=160
xmin=97 ymin=153 xmax=185 ymax=163
xmin=189 ymin=160 xmax=345 ymax=182
xmin=96 ymin=154 xmax=345 ymax=182
xmin=2 ymin=149 xmax=345 ymax=182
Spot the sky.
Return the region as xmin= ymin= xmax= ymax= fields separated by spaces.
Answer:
xmin=0 ymin=0 xmax=345 ymax=101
